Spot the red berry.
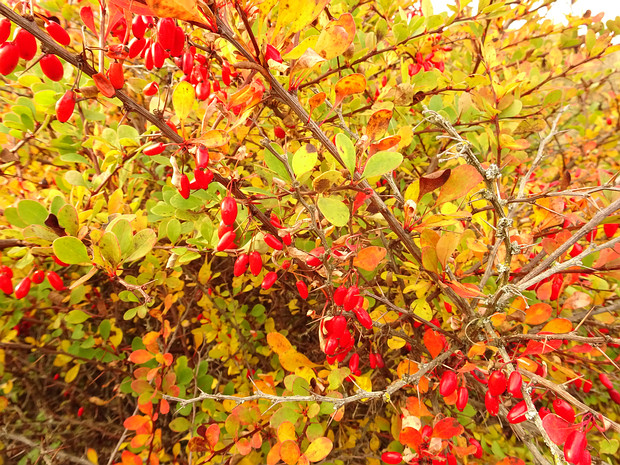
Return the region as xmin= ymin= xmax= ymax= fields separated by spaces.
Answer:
xmin=507 ymin=371 xmax=523 ymax=398
xmin=0 ymin=272 xmax=13 ymax=294
xmin=585 ymin=228 xmax=597 ymax=241
xmin=14 ymin=28 xmax=37 ymax=60
xmin=507 ymin=400 xmax=527 ymax=424
xmin=128 ymin=37 xmax=146 ymax=58
xmin=32 ymin=270 xmax=45 ymax=284
xmin=151 ymin=41 xmax=167 ymax=68
xmin=55 ymin=90 xmax=76 ymax=123
xmin=583 ymin=379 xmax=592 ymax=393
xmin=381 ymin=451 xmax=402 ymax=464
xmin=216 ymin=231 xmax=236 ymax=251
xmin=538 ymin=406 xmax=551 ymax=419
xmin=348 ymin=353 xmax=359 ymax=373
xmin=46 ymin=21 xmax=71 ymax=46
xmin=274 ymin=126 xmax=286 ymax=139
xmin=604 ymin=223 xmax=619 ymax=238
xmin=563 ymin=430 xmax=587 ymax=464
xmin=170 ymin=25 xmax=185 ymax=57
xmin=143 ymin=82 xmax=158 ymax=97
xmin=353 ymin=306 xmax=373 ymax=329
xmin=609 ymin=388 xmax=620 ymax=405
xmin=599 ymin=373 xmax=614 ymax=390
xmin=343 ymin=286 xmax=360 ymax=311
xmin=485 ymin=391 xmax=499 ymax=416
xmin=325 ymin=316 xmax=347 ymax=338
xmin=282 ymin=233 xmax=292 ymax=246
xmin=179 ymin=174 xmax=190 ymax=199
xmin=0 ymin=43 xmax=19 ymax=75
xmin=40 ymin=54 xmax=64 ymax=81
xmin=369 ymin=352 xmax=377 ymax=369
xmin=0 ymin=18 xmax=11 ymax=45
xmin=217 ymin=222 xmax=234 ymax=240
xmin=234 ymin=253 xmax=249 ymax=277
xmin=607 ymin=117 xmax=613 ymax=125
xmin=108 ymin=62 xmax=125 ymax=89
xmin=324 ymin=337 xmax=338 ymax=355
xmin=488 ymin=371 xmax=507 ymax=397
xmin=196 ymin=145 xmax=209 ymax=169
xmin=569 ymin=243 xmax=583 ymax=258
xmin=157 ymin=18 xmax=176 ymax=50
xmin=333 ymin=285 xmax=347 ymax=306
xmin=196 ymin=81 xmax=210 ymax=100
xmin=553 ymin=398 xmax=575 ymax=423
xmin=249 ymin=252 xmax=262 ymax=276
xmin=47 ymin=271 xmax=65 ymax=290
xmin=77 ymin=406 xmax=84 ymax=417
xmin=264 ymin=233 xmax=283 ymax=250
xmin=261 ymin=271 xmax=278 ymax=290
xmin=470 ymin=438 xmax=483 ymax=458
xmin=221 ymin=196 xmax=237 ymax=225
xmin=144 ymin=143 xmax=166 ymax=156
xmin=194 ymin=168 xmax=213 ymax=189
xmin=296 ymin=280 xmax=309 ymax=299
xmin=14 ymin=277 xmax=31 ymax=299
xmin=306 ymin=247 xmax=324 ymax=267
xmin=375 ymin=353 xmax=384 ymax=368
xmin=456 ymin=386 xmax=468 ymax=411
xmin=439 ymin=371 xmax=458 ymax=397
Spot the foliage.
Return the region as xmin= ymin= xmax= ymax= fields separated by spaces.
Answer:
xmin=0 ymin=0 xmax=620 ymax=464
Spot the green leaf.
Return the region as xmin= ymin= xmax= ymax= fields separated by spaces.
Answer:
xmin=125 ymin=229 xmax=157 ymax=262
xmin=65 ymin=310 xmax=90 ymax=324
xmin=167 ymin=219 xmax=182 ymax=243
xmin=57 ymin=204 xmax=79 ymax=236
xmin=17 ymin=200 xmax=48 ymax=226
xmin=22 ymin=224 xmax=58 ymax=242
xmin=169 ymin=417 xmax=190 ymax=432
xmin=291 ymin=143 xmax=318 ymax=177
xmin=335 ymin=133 xmax=356 ymax=176
xmin=99 ymin=231 xmax=122 ymax=267
xmin=53 ymin=236 xmax=91 ymax=264
xmin=317 ymin=197 xmax=350 ymax=227
xmin=65 ymin=170 xmax=87 ymax=187
xmin=109 ymin=219 xmax=134 ymax=257
xmin=361 ymin=151 xmax=403 ymax=179
xmin=173 ymin=81 xmax=195 ymax=121
xmin=3 ymin=207 xmax=27 ymax=228
xmin=262 ymin=144 xmax=291 ymax=182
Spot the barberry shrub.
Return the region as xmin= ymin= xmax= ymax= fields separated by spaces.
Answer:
xmin=0 ymin=1 xmax=620 ymax=465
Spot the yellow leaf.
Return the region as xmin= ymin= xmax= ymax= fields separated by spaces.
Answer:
xmin=65 ymin=364 xmax=80 ymax=383
xmin=145 ymin=0 xmax=203 ymax=22
xmin=277 ymin=422 xmax=297 ymax=442
xmin=387 ymin=336 xmax=406 ymax=350
xmin=188 ymin=130 xmax=230 ymax=148
xmin=172 ymin=81 xmax=195 ymax=121
xmin=267 ymin=332 xmax=293 ymax=354
xmin=87 ymin=448 xmax=98 ymax=465
xmin=314 ymin=13 xmax=356 ymax=60
xmin=304 ymin=437 xmax=333 ymax=462
xmin=275 ymin=0 xmax=330 ymax=37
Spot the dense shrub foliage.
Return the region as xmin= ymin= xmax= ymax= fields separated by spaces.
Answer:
xmin=0 ymin=0 xmax=620 ymax=464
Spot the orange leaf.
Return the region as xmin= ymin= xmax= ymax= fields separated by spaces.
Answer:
xmin=187 ymin=130 xmax=230 ymax=148
xmin=236 ymin=437 xmax=252 ymax=456
xmin=369 ymin=135 xmax=401 ymax=155
xmin=399 ymin=427 xmax=423 ymax=451
xmin=445 ymin=280 xmax=486 ymax=298
xmin=436 ymin=164 xmax=483 ymax=205
xmin=406 ymin=397 xmax=431 ymax=417
xmin=541 ymin=318 xmax=572 ymax=334
xmin=432 ymin=417 xmax=464 ymax=439
xmin=267 ymin=332 xmax=293 ymax=354
xmin=123 ymin=415 xmax=149 ymax=430
xmin=397 ymin=359 xmax=419 ymax=379
xmin=468 ymin=342 xmax=487 ymax=358
xmin=353 ymin=246 xmax=387 ymax=271
xmin=334 ymin=74 xmax=366 ymax=107
xmin=496 ymin=458 xmax=526 ymax=465
xmin=304 ymin=437 xmax=333 ymax=462
xmin=524 ymin=303 xmax=552 ymax=325
xmin=267 ymin=442 xmax=281 ymax=465
xmin=366 ymin=109 xmax=393 ymax=140
xmin=93 ymin=73 xmax=116 ymax=98
xmin=452 ymin=444 xmax=477 ymax=458
xmin=129 ymin=349 xmax=154 ymax=364
xmin=205 ymin=424 xmax=220 ymax=449
xmin=145 ymin=0 xmax=203 ymax=22
xmin=423 ymin=329 xmax=446 ymax=359
xmin=280 ymin=439 xmax=301 ymax=465
xmin=308 ymin=92 xmax=326 ymax=120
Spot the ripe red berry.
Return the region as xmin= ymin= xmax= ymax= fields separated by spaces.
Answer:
xmin=381 ymin=451 xmax=402 ymax=464
xmin=369 ymin=352 xmax=377 ymax=369
xmin=507 ymin=371 xmax=523 ymax=398
xmin=249 ymin=252 xmax=262 ymax=276
xmin=274 ymin=126 xmax=286 ymax=139
xmin=0 ymin=43 xmax=19 ymax=75
xmin=583 ymin=379 xmax=592 ymax=393
xmin=234 ymin=253 xmax=249 ymax=277
xmin=507 ymin=400 xmax=527 ymax=424
xmin=470 ymin=438 xmax=483 ymax=458
xmin=144 ymin=81 xmax=159 ymax=96
xmin=170 ymin=25 xmax=185 ymax=57
xmin=77 ymin=406 xmax=84 ymax=417
xmin=604 ymin=223 xmax=619 ymax=238
xmin=144 ymin=143 xmax=166 ymax=156
xmin=375 ymin=353 xmax=384 ymax=368
xmin=585 ymin=228 xmax=597 ymax=241
xmin=282 ymin=233 xmax=292 ymax=246
xmin=485 ymin=391 xmax=499 ymax=416
xmin=456 ymin=386 xmax=469 ymax=411
xmin=14 ymin=277 xmax=31 ymax=299
xmin=157 ymin=18 xmax=176 ymax=50
xmin=599 ymin=373 xmax=614 ymax=390
xmin=179 ymin=174 xmax=190 ymax=199
xmin=609 ymin=388 xmax=620 ymax=405
xmin=553 ymin=398 xmax=575 ymax=423
xmin=194 ymin=168 xmax=213 ymax=189
xmin=47 ymin=271 xmax=65 ymax=290
xmin=439 ymin=371 xmax=458 ymax=397
xmin=221 ymin=196 xmax=237 ymax=225
xmin=0 ymin=18 xmax=10 ymax=45
xmin=195 ymin=145 xmax=209 ymax=169
xmin=14 ymin=28 xmax=37 ymax=60
xmin=333 ymin=285 xmax=347 ymax=306
xmin=128 ymin=37 xmax=146 ymax=58
xmin=353 ymin=306 xmax=373 ymax=329
xmin=196 ymin=81 xmax=210 ymax=100
xmin=46 ymin=21 xmax=71 ymax=46
xmin=343 ymin=286 xmax=360 ymax=311
xmin=0 ymin=272 xmax=13 ymax=294
xmin=563 ymin=430 xmax=587 ymax=464
xmin=307 ymin=247 xmax=324 ymax=267
xmin=32 ymin=270 xmax=45 ymax=284
xmin=348 ymin=353 xmax=359 ymax=373
xmin=152 ymin=41 xmax=167 ymax=68
xmin=264 ymin=233 xmax=283 ymax=250
xmin=216 ymin=231 xmax=236 ymax=251
xmin=55 ymin=90 xmax=76 ymax=123
xmin=108 ymin=62 xmax=125 ymax=89
xmin=296 ymin=280 xmax=309 ymax=299
xmin=261 ymin=271 xmax=278 ymax=290
xmin=40 ymin=54 xmax=64 ymax=81
xmin=488 ymin=371 xmax=507 ymax=397
xmin=0 ymin=265 xmax=13 ymax=278
xmin=325 ymin=315 xmax=347 ymax=338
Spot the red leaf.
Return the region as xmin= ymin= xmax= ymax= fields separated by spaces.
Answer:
xmin=432 ymin=417 xmax=464 ymax=439
xmin=423 ymin=329 xmax=445 ymax=359
xmin=542 ymin=414 xmax=576 ymax=445
xmin=521 ymin=334 xmax=562 ymax=357
xmin=399 ymin=427 xmax=423 ymax=451
xmin=418 ymin=169 xmax=451 ymax=199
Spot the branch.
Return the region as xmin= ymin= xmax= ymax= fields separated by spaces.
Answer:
xmin=0 ymin=431 xmax=95 ymax=465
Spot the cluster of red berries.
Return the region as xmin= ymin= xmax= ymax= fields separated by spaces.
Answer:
xmin=0 ymin=265 xmax=66 ymax=299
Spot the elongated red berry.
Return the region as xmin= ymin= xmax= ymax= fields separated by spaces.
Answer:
xmin=599 ymin=373 xmax=614 ymax=390
xmin=40 ymin=54 xmax=64 ymax=81
xmin=0 ymin=43 xmax=19 ymax=76
xmin=609 ymin=388 xmax=620 ymax=405
xmin=470 ymin=438 xmax=483 ymax=458
xmin=563 ymin=430 xmax=587 ymax=464
xmin=77 ymin=406 xmax=84 ymax=417
xmin=264 ymin=233 xmax=283 ymax=250
xmin=0 ymin=18 xmax=10 ymax=45
xmin=144 ymin=81 xmax=159 ymax=96
xmin=128 ymin=37 xmax=146 ymax=58
xmin=157 ymin=18 xmax=176 ymax=50
xmin=249 ymin=252 xmax=262 ymax=276
xmin=108 ymin=62 xmax=125 ymax=89
xmin=179 ymin=174 xmax=190 ymax=199
xmin=194 ymin=169 xmax=213 ymax=189
xmin=326 ymin=316 xmax=347 ymax=338
xmin=507 ymin=400 xmax=527 ymax=424
xmin=152 ymin=41 xmax=166 ymax=68
xmin=144 ymin=143 xmax=166 ymax=156
xmin=296 ymin=280 xmax=309 ymax=299
xmin=485 ymin=391 xmax=499 ymax=416
xmin=604 ymin=223 xmax=619 ymax=238
xmin=234 ymin=253 xmax=249 ymax=277
xmin=282 ymin=233 xmax=292 ymax=246
xmin=439 ymin=371 xmax=458 ymax=397
xmin=307 ymin=247 xmax=324 ymax=266
xmin=46 ymin=21 xmax=71 ymax=46
xmin=32 ymin=270 xmax=45 ymax=284
xmin=553 ymin=398 xmax=575 ymax=423
xmin=538 ymin=406 xmax=551 ymax=419
xmin=14 ymin=28 xmax=37 ymax=60
xmin=583 ymin=379 xmax=592 ymax=393
xmin=216 ymin=231 xmax=236 ymax=251
xmin=375 ymin=353 xmax=384 ymax=368
xmin=14 ymin=277 xmax=31 ymax=299
xmin=47 ymin=271 xmax=65 ymax=290
xmin=507 ymin=371 xmax=523 ymax=398
xmin=170 ymin=25 xmax=185 ymax=57
xmin=221 ymin=196 xmax=237 ymax=225
xmin=353 ymin=306 xmax=373 ymax=329
xmin=381 ymin=451 xmax=402 ymax=464
xmin=0 ymin=272 xmax=13 ymax=294
xmin=55 ymin=90 xmax=75 ymax=123
xmin=324 ymin=336 xmax=338 ymax=355
xmin=343 ymin=286 xmax=360 ymax=311
xmin=261 ymin=271 xmax=277 ymax=290
xmin=569 ymin=243 xmax=583 ymax=258
xmin=456 ymin=386 xmax=469 ymax=411
xmin=195 ymin=145 xmax=209 ymax=169
xmin=333 ymin=285 xmax=347 ymax=306
xmin=488 ymin=371 xmax=507 ymax=397
xmin=348 ymin=353 xmax=359 ymax=373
